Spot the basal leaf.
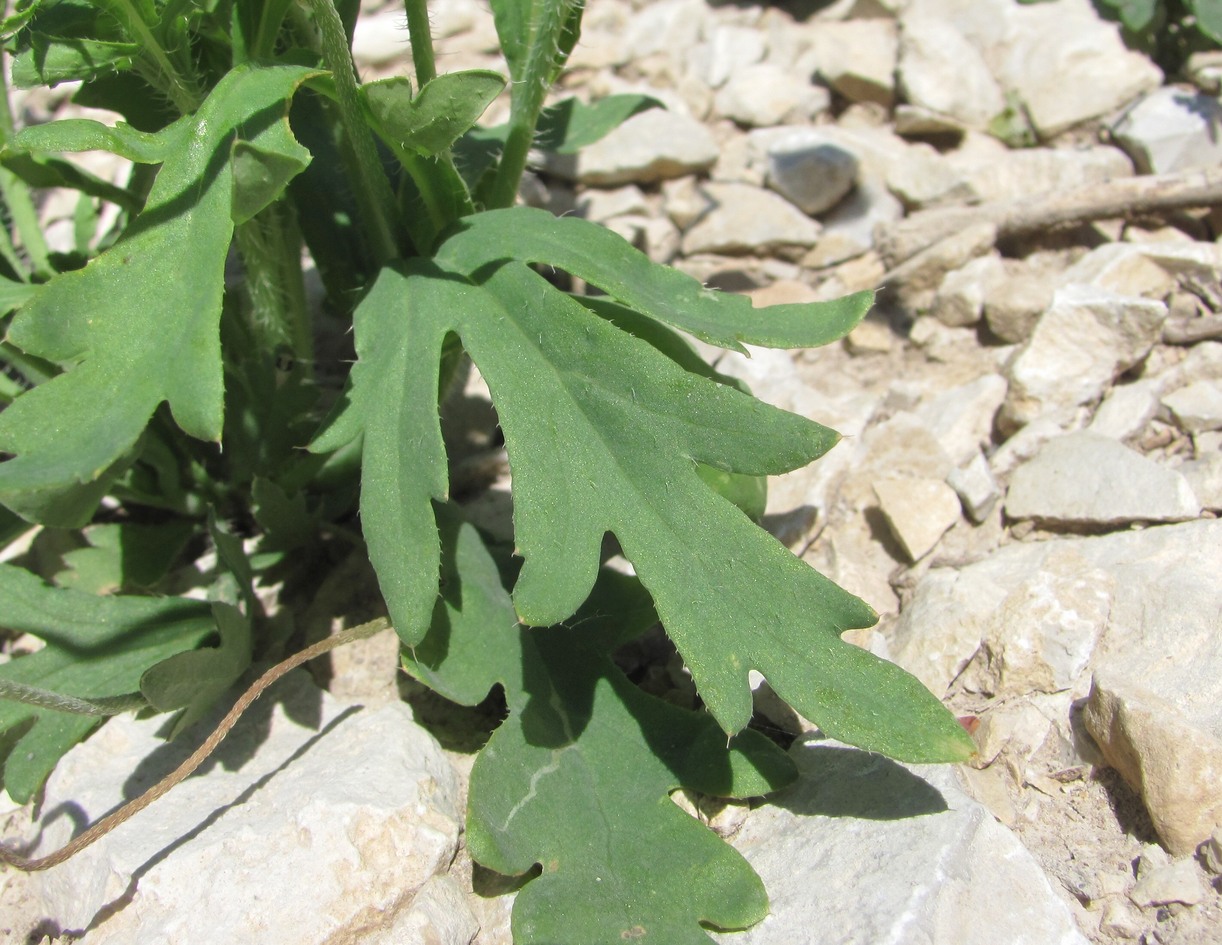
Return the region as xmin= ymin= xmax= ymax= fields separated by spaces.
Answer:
xmin=0 ymin=63 xmax=319 ymax=527
xmin=312 ymin=208 xmax=974 ymax=763
xmin=56 ymin=518 xmax=195 ymax=593
xmin=11 ymin=35 xmax=138 ymax=88
xmin=404 ymin=513 xmax=795 ymax=944
xmin=0 ymin=563 xmax=215 ymax=801
xmin=438 ymin=207 xmax=873 ymax=353
xmin=140 ymin=600 xmax=252 ymax=738
xmin=362 ymin=71 xmax=506 ymax=158
xmin=534 ymin=94 xmax=662 ymax=153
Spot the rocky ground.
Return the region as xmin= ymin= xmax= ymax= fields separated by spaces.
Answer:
xmin=3 ymin=0 xmax=1222 ymax=943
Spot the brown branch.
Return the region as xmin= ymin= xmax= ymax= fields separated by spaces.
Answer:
xmin=0 ymin=617 xmax=392 ymax=872
xmin=875 ymin=166 xmax=1222 ymax=267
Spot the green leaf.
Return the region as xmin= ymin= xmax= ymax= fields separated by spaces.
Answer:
xmin=1191 ymin=0 xmax=1222 ymax=43
xmin=362 ymin=71 xmax=506 ymax=158
xmin=0 ymin=563 xmax=215 ymax=801
xmin=1101 ymin=0 xmax=1159 ymax=31
xmin=312 ymin=208 xmax=974 ymax=763
xmin=0 ymin=149 xmax=141 ymax=214
xmin=140 ymin=600 xmax=253 ymax=738
xmin=405 ymin=512 xmax=795 ymax=944
xmin=439 ymin=207 xmax=873 ymax=354
xmin=0 ymin=63 xmax=319 ymax=527
xmin=0 ymin=277 xmax=40 ymax=316
xmin=56 ymin=519 xmax=195 ymax=593
xmin=534 ymin=94 xmax=663 ymax=153
xmin=11 ymin=35 xmax=138 ymax=88
xmin=229 ymin=116 xmax=313 ymax=225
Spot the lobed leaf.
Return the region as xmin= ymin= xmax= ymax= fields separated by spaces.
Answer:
xmin=0 ymin=563 xmax=215 ymax=801
xmin=533 ymin=93 xmax=663 ymax=153
xmin=0 ymin=63 xmax=319 ymax=527
xmin=362 ymin=71 xmax=507 ymax=159
xmin=405 ymin=511 xmax=795 ymax=944
xmin=312 ymin=208 xmax=975 ymax=762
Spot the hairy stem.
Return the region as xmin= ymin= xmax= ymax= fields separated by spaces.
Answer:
xmin=303 ymin=0 xmax=400 ymax=265
xmin=402 ymin=0 xmax=437 ymax=87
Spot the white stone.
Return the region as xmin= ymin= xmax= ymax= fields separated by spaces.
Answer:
xmin=352 ymin=9 xmax=409 ymax=67
xmin=873 ymin=477 xmax=962 ymax=561
xmin=1129 ymin=857 xmax=1209 ymax=906
xmin=807 ymin=177 xmax=904 ymax=264
xmin=897 ymin=17 xmax=1006 ymax=130
xmin=1002 ymin=285 xmax=1167 ymax=431
xmin=947 ymin=451 xmax=1001 ymax=523
xmin=914 ymin=374 xmax=1009 ymax=467
xmin=1005 ymin=432 xmax=1201 ymax=526
xmin=620 ymin=0 xmax=705 ymax=60
xmin=889 ymin=520 xmax=1221 ymax=702
xmin=949 ymin=145 xmax=1134 ymax=204
xmin=1111 ymin=86 xmax=1222 ymax=174
xmin=1201 ymin=827 xmax=1222 ymax=873
xmin=763 ymin=133 xmax=859 ymax=216
xmin=576 ymin=184 xmax=649 ymax=223
xmin=994 ymin=0 xmax=1163 ymax=137
xmin=887 ymin=144 xmax=975 ymax=210
xmin=933 ymin=254 xmax=1003 ymax=328
xmin=24 ymin=672 xmax=462 ymax=941
xmin=681 ymin=183 xmax=822 ymax=256
xmin=1162 ymin=380 xmax=1222 ymax=433
xmin=715 ymin=64 xmax=831 ymax=127
xmin=699 ymin=25 xmax=768 ymax=88
xmin=1088 ymin=378 xmax=1165 ymax=442
xmin=811 ymin=18 xmax=899 ymax=107
xmin=1179 ymin=452 xmax=1222 ymax=510
xmin=982 ymin=267 xmax=1056 ymax=344
xmin=709 ymin=737 xmax=1089 ymax=945
xmin=561 ymin=109 xmax=719 ymax=186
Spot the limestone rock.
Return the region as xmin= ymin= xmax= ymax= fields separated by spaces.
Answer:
xmin=1005 ymin=432 xmax=1201 ymax=526
xmin=1129 ymin=857 xmax=1209 ymax=906
xmin=763 ymin=133 xmax=859 ymax=216
xmin=681 ymin=183 xmax=822 ymax=256
xmin=949 ymin=145 xmax=1134 ymax=204
xmin=933 ymin=254 xmax=1003 ymax=328
xmin=25 ymin=672 xmax=463 ymax=942
xmin=1111 ymin=86 xmax=1222 ymax=174
xmin=873 ymin=477 xmax=961 ymax=562
xmin=1088 ymin=378 xmax=1165 ymax=442
xmin=709 ymin=738 xmax=1089 ymax=945
xmin=1086 ymin=673 xmax=1222 ymax=857
xmin=697 ymin=24 xmax=767 ymax=89
xmin=351 ymin=9 xmax=409 ymax=67
xmin=1001 ymin=285 xmax=1167 ymax=431
xmin=982 ymin=266 xmax=1056 ymax=344
xmin=996 ymin=0 xmax=1163 ymax=138
xmin=883 ymin=221 xmax=997 ymax=309
xmin=914 ymin=373 xmax=1009 ymax=467
xmin=715 ymin=64 xmax=830 ymax=127
xmin=947 ymin=451 xmax=1002 ymax=523
xmin=1162 ymin=380 xmax=1222 ymax=433
xmin=1179 ymin=452 xmax=1222 ymax=510
xmin=897 ymin=17 xmax=1005 ymax=130
xmin=559 ymin=109 xmax=718 ymax=186
xmin=811 ymin=18 xmax=899 ymax=107
xmin=889 ymin=520 xmax=1221 ymax=701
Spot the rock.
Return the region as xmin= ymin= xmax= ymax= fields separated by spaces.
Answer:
xmin=805 ymin=177 xmax=903 ymax=266
xmin=983 ymin=266 xmax=1057 ymax=344
xmin=558 ymin=108 xmax=718 ymax=186
xmin=1201 ymin=827 xmax=1222 ymax=873
xmin=715 ymin=64 xmax=831 ymax=127
xmin=914 ymin=373 xmax=1009 ymax=467
xmin=351 ymin=9 xmax=409 ymax=67
xmin=873 ymin=477 xmax=961 ymax=561
xmin=1001 ymin=285 xmax=1167 ymax=432
xmin=681 ymin=183 xmax=822 ymax=256
xmin=24 ymin=672 xmax=463 ymax=942
xmin=996 ymin=0 xmax=1163 ymax=138
xmin=697 ymin=24 xmax=767 ymax=89
xmin=1111 ymin=85 xmax=1222 ymax=174
xmin=882 ymin=221 xmax=997 ymax=309
xmin=360 ymin=875 xmax=481 ymax=945
xmin=897 ymin=17 xmax=1006 ymax=130
xmin=576 ymin=184 xmax=649 ymax=223
xmin=620 ymin=0 xmax=705 ymax=60
xmin=1005 ymin=432 xmax=1201 ymax=526
xmin=933 ymin=254 xmax=1003 ymax=327
xmin=1161 ymin=380 xmax=1222 ymax=433
xmin=947 ymin=451 xmax=1002 ymax=523
xmin=1085 ymin=671 xmax=1222 ymax=857
xmin=709 ymin=738 xmax=1089 ymax=945
xmin=843 ymin=318 xmax=894 ymax=355
xmin=886 ymin=143 xmax=975 ymax=210
xmin=963 ymin=561 xmax=1113 ymax=697
xmin=1179 ymin=452 xmax=1222 ymax=510
xmin=1088 ymin=378 xmax=1165 ymax=442
xmin=763 ymin=133 xmax=859 ymax=216
xmin=1187 ymin=49 xmax=1222 ymax=94
xmin=948 ymin=145 xmax=1134 ymax=205
xmin=1129 ymin=857 xmax=1209 ymax=906
xmin=811 ymin=18 xmax=898 ymax=107
xmin=889 ymin=520 xmax=1221 ymax=700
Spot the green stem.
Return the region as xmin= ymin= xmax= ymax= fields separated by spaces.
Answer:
xmin=106 ymin=0 xmax=202 ymax=113
xmin=0 ymin=56 xmax=50 ymax=279
xmin=304 ymin=0 xmax=400 ymax=265
xmin=402 ymin=0 xmax=437 ymax=87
